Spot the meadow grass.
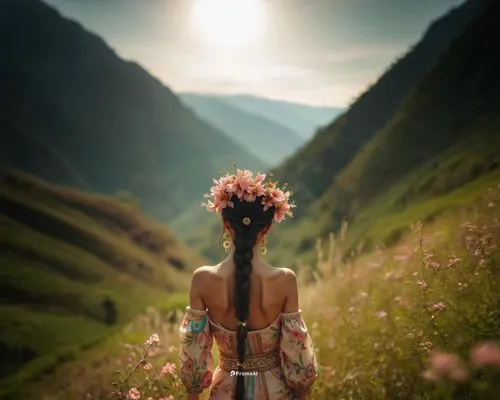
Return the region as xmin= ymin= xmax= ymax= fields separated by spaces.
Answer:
xmin=16 ymin=295 xmax=191 ymax=400
xmin=301 ymin=183 xmax=500 ymax=399
xmin=0 ymin=170 xmax=202 ymax=399
xmin=4 ymin=175 xmax=500 ymax=399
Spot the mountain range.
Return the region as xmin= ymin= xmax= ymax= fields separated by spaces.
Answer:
xmin=0 ymin=0 xmax=265 ymax=222
xmin=199 ymin=93 xmax=343 ymax=140
xmin=177 ymin=0 xmax=500 ymax=264
xmin=268 ymin=0 xmax=500 ymax=264
xmin=179 ymin=93 xmax=307 ymax=166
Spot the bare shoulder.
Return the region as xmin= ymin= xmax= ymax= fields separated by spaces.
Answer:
xmin=192 ymin=265 xmax=216 ymax=275
xmin=277 ymin=267 xmax=297 ymax=285
xmin=189 ymin=266 xmax=217 ymax=308
xmin=277 ymin=268 xmax=299 ymax=312
xmin=191 ymin=265 xmax=217 ymax=285
xmin=268 ymin=267 xmax=298 ymax=300
xmin=278 ymin=267 xmax=297 ymax=278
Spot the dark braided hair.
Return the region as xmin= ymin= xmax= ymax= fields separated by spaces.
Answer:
xmin=221 ymin=195 xmax=274 ymax=400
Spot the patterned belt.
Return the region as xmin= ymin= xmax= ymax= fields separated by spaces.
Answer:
xmin=219 ymin=349 xmax=281 ymax=372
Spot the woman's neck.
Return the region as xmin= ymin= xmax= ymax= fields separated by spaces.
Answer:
xmin=225 ymin=246 xmax=264 ymax=265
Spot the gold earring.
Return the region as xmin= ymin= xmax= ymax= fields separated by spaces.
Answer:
xmin=222 ymin=230 xmax=232 ymax=253
xmin=260 ymin=235 xmax=267 ymax=256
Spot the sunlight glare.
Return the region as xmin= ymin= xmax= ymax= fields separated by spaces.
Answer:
xmin=191 ymin=0 xmax=266 ymax=51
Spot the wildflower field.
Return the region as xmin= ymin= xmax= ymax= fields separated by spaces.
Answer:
xmin=16 ymin=185 xmax=500 ymax=400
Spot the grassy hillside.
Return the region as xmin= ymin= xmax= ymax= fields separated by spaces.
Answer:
xmin=305 ymin=184 xmax=500 ymax=399
xmin=263 ymin=0 xmax=500 ymax=268
xmin=271 ymin=0 xmax=491 ymax=219
xmin=0 ymin=0 xmax=264 ymax=222
xmin=180 ymin=93 xmax=305 ymax=166
xmin=310 ymin=0 xmax=500 ymax=251
xmin=16 ymin=182 xmax=500 ymax=400
xmin=168 ymin=199 xmax=225 ymax=262
xmin=0 ymin=169 xmax=201 ymax=398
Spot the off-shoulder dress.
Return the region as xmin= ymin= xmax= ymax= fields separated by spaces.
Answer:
xmin=179 ymin=307 xmax=318 ymax=399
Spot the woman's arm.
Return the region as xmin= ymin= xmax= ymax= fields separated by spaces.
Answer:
xmin=178 ymin=268 xmax=213 ymax=398
xmin=280 ymin=269 xmax=318 ymax=397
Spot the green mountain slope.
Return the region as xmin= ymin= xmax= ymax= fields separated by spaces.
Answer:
xmin=180 ymin=93 xmax=305 ymax=166
xmin=272 ymin=0 xmax=492 ymax=219
xmin=0 ymin=0 xmax=264 ymax=222
xmin=0 ymin=169 xmax=200 ymax=396
xmin=332 ymin=0 xmax=500 ymax=215
xmin=270 ymin=0 xmax=500 ymax=266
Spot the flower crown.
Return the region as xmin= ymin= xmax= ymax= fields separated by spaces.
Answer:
xmin=201 ymin=168 xmax=295 ymax=223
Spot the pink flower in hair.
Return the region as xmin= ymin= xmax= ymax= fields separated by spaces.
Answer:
xmin=202 ymin=169 xmax=295 ymax=223
xmin=263 ymin=185 xmax=283 ymax=210
xmin=274 ymin=201 xmax=292 ymax=223
xmin=228 ymin=169 xmax=253 ymax=198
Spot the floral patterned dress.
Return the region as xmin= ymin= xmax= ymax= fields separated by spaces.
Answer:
xmin=179 ymin=307 xmax=318 ymax=399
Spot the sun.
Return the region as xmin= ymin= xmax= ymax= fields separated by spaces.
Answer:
xmin=191 ymin=0 xmax=266 ymax=51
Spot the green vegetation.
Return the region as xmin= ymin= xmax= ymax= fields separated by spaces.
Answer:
xmin=15 ymin=185 xmax=500 ymax=400
xmin=264 ymin=0 xmax=500 ymax=268
xmin=271 ymin=0 xmax=492 ymax=218
xmin=0 ymin=170 xmax=201 ymax=399
xmin=303 ymin=186 xmax=500 ymax=399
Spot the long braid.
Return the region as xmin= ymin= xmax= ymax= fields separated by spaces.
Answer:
xmin=221 ymin=195 xmax=275 ymax=400
xmin=232 ymin=224 xmax=258 ymax=399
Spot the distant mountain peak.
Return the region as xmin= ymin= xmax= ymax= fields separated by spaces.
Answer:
xmin=180 ymin=92 xmax=343 ymax=140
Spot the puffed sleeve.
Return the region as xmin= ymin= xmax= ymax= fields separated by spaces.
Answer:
xmin=280 ymin=311 xmax=319 ymax=395
xmin=179 ymin=307 xmax=214 ymax=394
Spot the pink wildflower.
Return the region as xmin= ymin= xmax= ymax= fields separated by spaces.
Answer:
xmin=145 ymin=334 xmax=160 ymax=346
xmin=419 ymin=341 xmax=434 ymax=352
xmin=429 ymin=302 xmax=446 ymax=313
xmin=161 ymin=362 xmax=177 ymax=376
xmin=128 ymin=387 xmax=141 ymax=400
xmin=423 ymin=253 xmax=441 ymax=269
xmin=416 ymin=280 xmax=428 ymax=291
xmin=447 ymin=256 xmax=461 ymax=268
xmin=422 ymin=351 xmax=469 ymax=383
xmin=470 ymin=342 xmax=500 ymax=369
xmin=375 ymin=310 xmax=388 ymax=319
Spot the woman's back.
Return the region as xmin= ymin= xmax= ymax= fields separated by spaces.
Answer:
xmin=180 ymin=271 xmax=316 ymax=399
xmin=192 ymin=261 xmax=297 ymax=331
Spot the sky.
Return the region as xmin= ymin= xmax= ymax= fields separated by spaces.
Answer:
xmin=44 ymin=0 xmax=466 ymax=107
